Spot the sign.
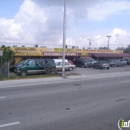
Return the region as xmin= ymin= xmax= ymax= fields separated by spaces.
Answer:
xmin=0 ymin=50 xmax=3 ymax=56
xmin=43 ymin=52 xmax=77 ymax=56
xmin=81 ymin=53 xmax=88 ymax=56
xmin=14 ymin=47 xmax=36 ymax=51
xmin=54 ymin=48 xmax=63 ymax=52
xmin=67 ymin=49 xmax=74 ymax=52
xmin=15 ymin=51 xmax=42 ymax=56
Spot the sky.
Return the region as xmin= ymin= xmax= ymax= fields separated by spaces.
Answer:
xmin=0 ymin=0 xmax=130 ymax=50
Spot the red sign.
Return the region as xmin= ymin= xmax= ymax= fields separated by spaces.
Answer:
xmin=43 ymin=52 xmax=77 ymax=56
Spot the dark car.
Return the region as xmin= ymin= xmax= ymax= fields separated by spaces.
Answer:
xmin=93 ymin=61 xmax=110 ymax=69
xmin=74 ymin=58 xmax=89 ymax=68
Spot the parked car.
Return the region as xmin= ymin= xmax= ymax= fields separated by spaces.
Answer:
xmin=88 ymin=59 xmax=97 ymax=67
xmin=74 ymin=58 xmax=89 ymax=68
xmin=108 ymin=60 xmax=117 ymax=67
xmin=68 ymin=60 xmax=74 ymax=65
xmin=54 ymin=59 xmax=76 ymax=71
xmin=120 ymin=59 xmax=127 ymax=66
xmin=93 ymin=61 xmax=110 ymax=69
xmin=122 ymin=57 xmax=130 ymax=65
xmin=114 ymin=59 xmax=124 ymax=67
xmin=16 ymin=59 xmax=56 ymax=76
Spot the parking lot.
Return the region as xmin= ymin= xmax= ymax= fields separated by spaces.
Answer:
xmin=67 ymin=65 xmax=130 ymax=75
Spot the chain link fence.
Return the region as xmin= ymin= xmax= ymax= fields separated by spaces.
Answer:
xmin=0 ymin=61 xmax=10 ymax=80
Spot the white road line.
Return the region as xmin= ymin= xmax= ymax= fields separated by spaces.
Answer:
xmin=0 ymin=121 xmax=20 ymax=128
xmin=121 ymin=81 xmax=130 ymax=83
xmin=0 ymin=96 xmax=7 ymax=99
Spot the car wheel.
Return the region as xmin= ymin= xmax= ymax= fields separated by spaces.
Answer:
xmin=68 ymin=67 xmax=73 ymax=71
xmin=107 ymin=67 xmax=109 ymax=69
xmin=21 ymin=71 xmax=27 ymax=76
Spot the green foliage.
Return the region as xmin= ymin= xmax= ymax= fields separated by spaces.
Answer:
xmin=1 ymin=45 xmax=15 ymax=63
xmin=116 ymin=45 xmax=130 ymax=53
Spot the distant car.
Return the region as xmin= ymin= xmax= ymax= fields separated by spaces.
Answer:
xmin=55 ymin=62 xmax=76 ymax=71
xmin=74 ymin=58 xmax=89 ymax=68
xmin=88 ymin=60 xmax=97 ymax=67
xmin=93 ymin=61 xmax=110 ymax=69
xmin=120 ymin=59 xmax=127 ymax=66
xmin=108 ymin=60 xmax=117 ymax=67
xmin=68 ymin=60 xmax=74 ymax=65
xmin=122 ymin=57 xmax=130 ymax=65
xmin=115 ymin=59 xmax=124 ymax=67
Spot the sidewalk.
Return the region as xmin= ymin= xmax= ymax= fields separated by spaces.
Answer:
xmin=0 ymin=71 xmax=130 ymax=88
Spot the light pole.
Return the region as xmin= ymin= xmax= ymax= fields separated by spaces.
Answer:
xmin=106 ymin=35 xmax=111 ymax=50
xmin=62 ymin=0 xmax=66 ymax=78
xmin=88 ymin=39 xmax=92 ymax=49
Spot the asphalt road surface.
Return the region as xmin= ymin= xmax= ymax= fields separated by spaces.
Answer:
xmin=69 ymin=65 xmax=130 ymax=75
xmin=0 ymin=75 xmax=130 ymax=130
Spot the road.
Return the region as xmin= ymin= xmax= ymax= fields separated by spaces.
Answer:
xmin=67 ymin=65 xmax=130 ymax=75
xmin=0 ymin=75 xmax=130 ymax=130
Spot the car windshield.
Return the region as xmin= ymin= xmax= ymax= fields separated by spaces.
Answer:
xmin=22 ymin=60 xmax=29 ymax=65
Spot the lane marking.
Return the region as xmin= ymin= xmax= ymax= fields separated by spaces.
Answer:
xmin=0 ymin=121 xmax=20 ymax=128
xmin=121 ymin=81 xmax=130 ymax=83
xmin=0 ymin=96 xmax=7 ymax=99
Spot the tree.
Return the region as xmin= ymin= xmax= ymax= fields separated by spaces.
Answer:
xmin=1 ymin=45 xmax=15 ymax=63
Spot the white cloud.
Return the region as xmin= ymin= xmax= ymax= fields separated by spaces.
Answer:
xmin=0 ymin=0 xmax=130 ymax=50
xmin=87 ymin=1 xmax=130 ymax=21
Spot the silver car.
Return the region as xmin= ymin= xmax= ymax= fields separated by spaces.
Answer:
xmin=56 ymin=62 xmax=76 ymax=71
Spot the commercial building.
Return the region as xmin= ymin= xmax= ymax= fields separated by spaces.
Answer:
xmin=8 ymin=47 xmax=130 ymax=63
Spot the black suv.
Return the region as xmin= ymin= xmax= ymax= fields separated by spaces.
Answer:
xmin=74 ymin=58 xmax=90 ymax=68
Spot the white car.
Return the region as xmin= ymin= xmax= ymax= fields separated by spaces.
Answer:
xmin=54 ymin=59 xmax=76 ymax=71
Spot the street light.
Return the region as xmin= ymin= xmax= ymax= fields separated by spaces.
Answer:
xmin=106 ymin=35 xmax=111 ymax=50
xmin=62 ymin=0 xmax=66 ymax=78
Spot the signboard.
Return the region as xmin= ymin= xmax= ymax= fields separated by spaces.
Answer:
xmin=0 ymin=50 xmax=3 ymax=56
xmin=15 ymin=51 xmax=42 ymax=56
xmin=54 ymin=48 xmax=63 ymax=52
xmin=43 ymin=52 xmax=77 ymax=56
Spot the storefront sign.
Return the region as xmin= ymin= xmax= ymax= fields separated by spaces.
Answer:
xmin=0 ymin=50 xmax=3 ymax=56
xmin=15 ymin=51 xmax=42 ymax=56
xmin=14 ymin=47 xmax=36 ymax=51
xmin=67 ymin=49 xmax=74 ymax=52
xmin=81 ymin=53 xmax=88 ymax=56
xmin=43 ymin=52 xmax=77 ymax=56
xmin=54 ymin=48 xmax=63 ymax=52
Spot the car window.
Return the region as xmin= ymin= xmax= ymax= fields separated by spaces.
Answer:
xmin=22 ymin=60 xmax=29 ymax=65
xmin=65 ymin=62 xmax=69 ymax=65
xmin=28 ymin=60 xmax=36 ymax=66
xmin=47 ymin=59 xmax=55 ymax=66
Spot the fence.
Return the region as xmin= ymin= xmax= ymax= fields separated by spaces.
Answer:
xmin=0 ymin=61 xmax=10 ymax=80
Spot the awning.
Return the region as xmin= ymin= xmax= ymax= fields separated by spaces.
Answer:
xmin=92 ymin=53 xmax=123 ymax=58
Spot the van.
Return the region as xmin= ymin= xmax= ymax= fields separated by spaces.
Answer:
xmin=16 ymin=59 xmax=56 ymax=76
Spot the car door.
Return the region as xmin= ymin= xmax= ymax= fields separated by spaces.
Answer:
xmin=27 ymin=59 xmax=37 ymax=74
xmin=56 ymin=62 xmax=62 ymax=71
xmin=65 ymin=62 xmax=70 ymax=70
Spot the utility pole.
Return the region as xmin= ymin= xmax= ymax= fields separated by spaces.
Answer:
xmin=62 ymin=0 xmax=66 ymax=78
xmin=106 ymin=35 xmax=111 ymax=50
xmin=88 ymin=39 xmax=92 ymax=48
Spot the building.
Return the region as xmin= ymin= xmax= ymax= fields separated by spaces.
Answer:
xmin=8 ymin=46 xmax=130 ymax=63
